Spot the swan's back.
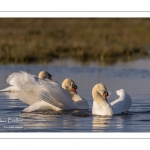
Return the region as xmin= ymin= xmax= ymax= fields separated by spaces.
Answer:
xmin=110 ymin=89 xmax=132 ymax=114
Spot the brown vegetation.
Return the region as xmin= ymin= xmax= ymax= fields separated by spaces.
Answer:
xmin=0 ymin=18 xmax=150 ymax=65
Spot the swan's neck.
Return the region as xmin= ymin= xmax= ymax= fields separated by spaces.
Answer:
xmin=93 ymin=90 xmax=107 ymax=107
xmin=92 ymin=90 xmax=113 ymax=115
xmin=62 ymin=84 xmax=75 ymax=100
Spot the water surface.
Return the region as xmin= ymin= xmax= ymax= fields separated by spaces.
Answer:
xmin=0 ymin=59 xmax=150 ymax=132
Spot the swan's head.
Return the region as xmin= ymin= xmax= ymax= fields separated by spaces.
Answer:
xmin=92 ymin=83 xmax=109 ymax=101
xmin=116 ymin=89 xmax=125 ymax=96
xmin=38 ymin=71 xmax=52 ymax=80
xmin=62 ymin=78 xmax=77 ymax=94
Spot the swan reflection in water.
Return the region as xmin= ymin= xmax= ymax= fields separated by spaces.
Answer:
xmin=20 ymin=110 xmax=82 ymax=130
xmin=92 ymin=115 xmax=112 ymax=131
xmin=0 ymin=92 xmax=18 ymax=100
xmin=92 ymin=113 xmax=133 ymax=131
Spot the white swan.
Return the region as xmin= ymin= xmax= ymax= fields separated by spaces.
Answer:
xmin=92 ymin=83 xmax=132 ymax=116
xmin=62 ymin=78 xmax=89 ymax=109
xmin=0 ymin=71 xmax=52 ymax=92
xmin=18 ymin=78 xmax=89 ymax=112
xmin=0 ymin=71 xmax=89 ymax=111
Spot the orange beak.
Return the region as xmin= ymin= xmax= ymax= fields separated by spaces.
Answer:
xmin=72 ymin=87 xmax=77 ymax=94
xmin=103 ymin=93 xmax=107 ymax=102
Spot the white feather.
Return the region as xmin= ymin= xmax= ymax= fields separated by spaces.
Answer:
xmin=0 ymin=71 xmax=37 ymax=92
xmin=110 ymin=89 xmax=132 ymax=114
xmin=18 ymin=80 xmax=78 ymax=111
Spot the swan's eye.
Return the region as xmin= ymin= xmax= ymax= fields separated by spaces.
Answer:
xmin=103 ymin=91 xmax=109 ymax=96
xmin=72 ymin=84 xmax=77 ymax=89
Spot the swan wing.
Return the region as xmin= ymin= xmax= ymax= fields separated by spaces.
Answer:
xmin=18 ymin=83 xmax=41 ymax=105
xmin=110 ymin=91 xmax=132 ymax=114
xmin=7 ymin=71 xmax=37 ymax=89
xmin=37 ymin=80 xmax=77 ymax=109
xmin=110 ymin=98 xmax=125 ymax=114
xmin=18 ymin=80 xmax=77 ymax=110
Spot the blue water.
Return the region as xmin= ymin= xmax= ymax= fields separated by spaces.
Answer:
xmin=0 ymin=59 xmax=150 ymax=132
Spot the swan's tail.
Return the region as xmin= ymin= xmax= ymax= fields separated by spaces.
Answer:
xmin=0 ymin=86 xmax=20 ymax=92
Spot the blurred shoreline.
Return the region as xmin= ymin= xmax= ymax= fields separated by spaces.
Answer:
xmin=0 ymin=18 xmax=150 ymax=65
